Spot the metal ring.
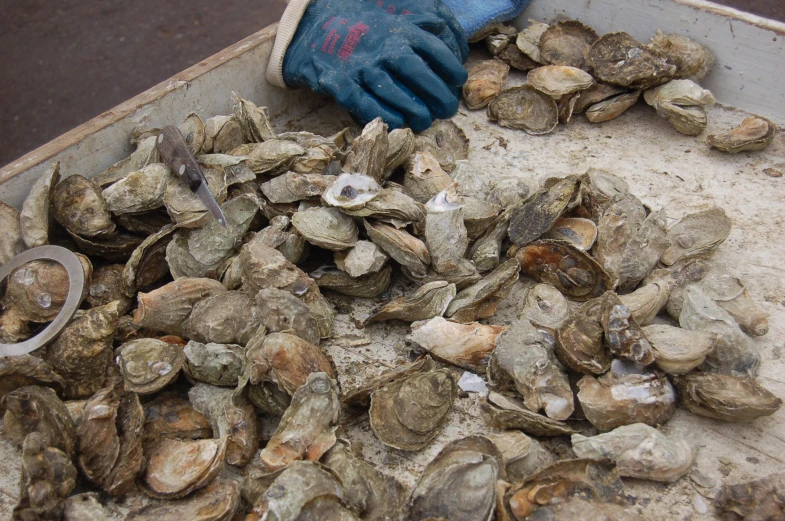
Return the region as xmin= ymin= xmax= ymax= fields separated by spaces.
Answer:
xmin=0 ymin=246 xmax=86 ymax=357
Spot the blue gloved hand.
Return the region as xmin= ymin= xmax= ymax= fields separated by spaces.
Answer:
xmin=362 ymin=0 xmax=469 ymax=63
xmin=283 ymin=0 xmax=468 ymax=132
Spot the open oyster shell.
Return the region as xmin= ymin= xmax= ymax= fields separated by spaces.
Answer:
xmin=707 ymin=116 xmax=776 ymax=153
xmin=572 ymin=423 xmax=695 ymax=482
xmin=133 ymin=277 xmax=227 ymax=336
xmin=673 ymin=373 xmax=781 ymax=422
xmin=539 ymin=20 xmax=599 ymax=70
xmin=642 ymin=324 xmax=717 ymax=374
xmin=2 ymin=385 xmax=75 ymax=458
xmin=555 ymin=297 xmax=610 ymax=375
xmin=260 ymin=372 xmax=340 ymax=471
xmin=590 ymin=32 xmax=676 ymax=89
xmin=488 ymin=86 xmax=559 ymax=134
xmin=543 ymin=217 xmax=598 ymax=251
xmin=648 ymin=30 xmax=714 ymax=81
xmin=577 ymin=367 xmax=676 ymax=430
xmin=527 ymin=66 xmax=595 ymax=98
xmin=365 ymin=220 xmax=431 ymax=278
xmin=520 ymin=283 xmax=573 ymax=333
xmin=321 ymin=173 xmax=381 ymax=210
xmin=600 ymin=292 xmax=654 ymax=365
xmin=117 ymin=338 xmax=186 ymax=394
xmin=369 ymin=368 xmax=457 ymax=451
xmin=342 ymin=355 xmax=436 ymax=407
xmin=480 ymin=392 xmax=575 ymax=436
xmin=446 ymin=258 xmax=519 ymax=323
xmin=410 ymin=436 xmax=503 ymax=521
xmin=715 ymin=472 xmax=785 ymax=520
xmin=487 ymin=431 xmax=555 ymax=482
xmin=142 ymin=436 xmax=227 ymax=499
xmin=408 ymin=317 xmax=505 ymax=372
xmin=414 ymin=119 xmax=469 ymax=173
xmin=463 ymin=59 xmax=510 ymax=110
xmin=366 ymin=281 xmax=455 ymax=324
xmin=508 ymin=176 xmax=579 ymax=246
xmin=183 ymin=341 xmax=246 ymax=386
xmin=127 ymin=480 xmax=240 ymax=521
xmin=19 ymin=162 xmax=60 ymax=248
xmin=14 ymin=432 xmax=77 ymax=521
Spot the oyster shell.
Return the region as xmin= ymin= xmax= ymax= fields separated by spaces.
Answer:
xmin=539 ymin=20 xmax=599 ymax=70
xmin=121 ymin=224 xmax=175 ymax=296
xmin=45 ymin=301 xmax=119 ymax=399
xmin=183 ymin=341 xmax=246 ymax=386
xmin=347 ymin=117 xmax=388 ymax=182
xmin=484 ymin=23 xmax=517 ymax=55
xmin=424 ymin=185 xmax=471 ymax=275
xmin=459 ymin=195 xmax=502 ymax=240
xmin=184 ymin=291 xmax=260 ymax=345
xmin=133 ymin=277 xmax=227 ymax=336
xmin=679 ymin=285 xmax=759 ymax=377
xmin=576 ymin=168 xmax=629 ymax=222
xmin=163 ymin=167 xmax=227 ymax=227
xmin=204 ymin=115 xmax=244 ymax=153
xmin=408 ymin=317 xmax=505 ymax=372
xmin=527 ymin=66 xmax=595 ymax=98
xmin=585 ymin=91 xmax=641 ymax=123
xmin=577 ymin=368 xmax=676 ymax=430
xmin=19 ymin=162 xmax=60 ymax=248
xmin=0 ymin=356 xmax=64 ymax=412
xmin=311 ymin=264 xmax=391 ymax=298
xmin=600 ymin=292 xmax=655 ymax=365
xmin=410 ymin=436 xmax=503 ymax=521
xmin=102 ymin=163 xmax=171 ymax=215
xmin=292 ymin=206 xmax=358 ymax=251
xmin=366 ymin=281 xmax=455 ymax=324
xmin=488 ymin=431 xmax=555 ymax=483
xmin=487 ymin=86 xmax=559 ymax=134
xmin=385 ymin=128 xmax=416 ymax=172
xmin=497 ymin=39 xmax=539 ymax=71
xmin=707 ymin=116 xmax=776 ymax=153
xmin=233 ymin=93 xmax=276 ymax=142
xmin=14 ymin=432 xmax=77 ymax=521
xmin=63 ymin=493 xmax=111 ymax=521
xmin=515 ymin=240 xmax=612 ymax=301
xmin=508 ymin=176 xmax=579 ymax=246
xmin=2 ymin=385 xmax=75 ymax=458
xmin=143 ymin=396 xmax=212 ymax=442
xmin=261 ymin=172 xmax=333 ymax=203
xmin=414 ymin=119 xmax=469 ymax=173
xmin=127 ymin=480 xmax=240 ymax=521
xmin=463 ymin=59 xmax=510 ymax=110
xmin=322 ymin=440 xmax=407 ymax=521
xmin=365 ymin=220 xmax=431 ymax=278
xmin=520 ymin=283 xmax=573 ymax=332
xmin=189 ymin=383 xmax=260 ymax=466
xmin=142 ymin=436 xmax=227 ymax=499
xmin=489 ymin=322 xmax=574 ymax=420
xmin=673 ymin=373 xmax=781 ymax=422
xmin=543 ymin=217 xmax=598 ymax=251
xmin=343 ymin=356 xmax=435 ymax=408
xmin=648 ymin=30 xmax=715 ymax=81
xmin=86 ymin=264 xmax=124 ymax=308
xmin=572 ymin=423 xmax=695 ymax=482
xmin=618 ymin=281 xmax=671 ymax=326
xmin=715 ymin=472 xmax=785 ymax=520
xmin=260 ymin=372 xmax=340 ymax=470
xmin=0 ymin=202 xmax=24 ymax=266
xmin=446 ymin=258 xmax=520 ymax=323
xmin=642 ymin=324 xmax=717 ymax=374
xmin=488 ymin=175 xmax=539 ymax=210
xmin=589 ymin=32 xmax=676 ymax=89
xmin=644 ymin=79 xmax=715 ymax=135
xmin=52 ymin=174 xmax=116 ymax=238
xmin=697 ymin=268 xmax=768 ymax=336
xmin=255 ymin=287 xmax=320 ymax=344
xmin=480 ymin=392 xmax=575 ymax=436
xmin=471 ymin=211 xmax=510 ymax=272
xmin=520 ymin=497 xmax=643 ymax=521
xmin=369 ymin=368 xmax=456 ymax=451
xmin=335 ymin=240 xmax=388 ymax=277
xmin=404 ymin=151 xmax=453 ymax=202
xmin=321 ymin=173 xmax=381 ymax=209
xmin=341 ymin=188 xmax=425 ymax=225
xmin=69 ymin=230 xmax=144 ymax=262
xmin=573 ymin=83 xmax=629 ymax=114
xmin=117 ymin=338 xmax=185 ymax=394
xmin=229 ymin=139 xmax=306 ymax=175
xmin=555 ymin=297 xmax=611 ymax=375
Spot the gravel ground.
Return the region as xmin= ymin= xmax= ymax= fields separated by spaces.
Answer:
xmin=0 ymin=0 xmax=781 ymax=167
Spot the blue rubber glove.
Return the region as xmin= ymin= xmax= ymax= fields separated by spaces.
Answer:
xmin=441 ymin=0 xmax=532 ymax=38
xmin=283 ymin=0 xmax=468 ymax=132
xmin=362 ymin=0 xmax=469 ymax=63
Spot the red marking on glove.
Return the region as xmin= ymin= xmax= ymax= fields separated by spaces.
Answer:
xmin=386 ymin=6 xmax=396 ymax=13
xmin=321 ymin=16 xmax=336 ymax=30
xmin=338 ymin=22 xmax=369 ymax=61
xmin=321 ymin=29 xmax=341 ymax=54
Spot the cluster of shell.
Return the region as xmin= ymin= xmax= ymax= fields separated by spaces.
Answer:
xmin=465 ymin=20 xmax=777 ymax=153
xmin=0 ymin=87 xmax=782 ymax=521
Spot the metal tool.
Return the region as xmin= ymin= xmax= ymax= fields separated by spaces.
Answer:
xmin=0 ymin=246 xmax=86 ymax=357
xmin=156 ymin=125 xmax=227 ymax=227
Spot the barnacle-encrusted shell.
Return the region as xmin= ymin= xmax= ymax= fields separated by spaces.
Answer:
xmin=618 ymin=281 xmax=671 ymax=326
xmin=117 ymin=338 xmax=185 ymax=394
xmin=414 ymin=119 xmax=469 ymax=173
xmin=543 ymin=217 xmax=598 ymax=251
xmin=366 ymin=281 xmax=455 ymax=324
xmin=133 ymin=277 xmax=226 ymax=336
xmin=487 ymin=86 xmax=559 ymax=134
xmin=555 ymin=297 xmax=610 ymax=375
xmin=52 ymin=174 xmax=116 ymax=238
xmin=539 ymin=20 xmax=599 ymax=70
xmin=707 ymin=116 xmax=776 ymax=153
xmin=292 ymin=206 xmax=359 ymax=251
xmin=183 ymin=341 xmax=246 ymax=386
xmin=673 ymin=373 xmax=781 ymax=422
xmin=527 ymin=66 xmax=595 ymax=98
xmin=648 ymin=30 xmax=715 ymax=81
xmin=127 ymin=480 xmax=240 ymax=521
xmin=446 ymin=259 xmax=520 ymax=323
xmin=480 ymin=392 xmax=575 ymax=436
xmin=508 ymin=176 xmax=579 ymax=246
xmin=585 ymin=91 xmax=641 ymax=123
xmin=14 ymin=432 xmax=77 ymax=521
xmin=577 ymin=368 xmax=676 ymax=430
xmin=2 ymin=385 xmax=75 ymax=458
xmin=365 ymin=220 xmax=431 ymax=278
xmin=20 ymin=161 xmax=60 ymax=248
xmin=600 ymin=292 xmax=654 ymax=365
xmin=589 ymin=32 xmax=676 ymax=89
xmin=369 ymin=369 xmax=456 ymax=451
xmin=463 ymin=59 xmax=510 ymax=110
xmin=261 ymin=172 xmax=333 ymax=203
xmin=520 ymin=283 xmax=573 ymax=332
xmin=404 ymin=151 xmax=453 ymax=202
xmin=260 ymin=372 xmax=340 ymax=470
xmin=572 ymin=423 xmax=695 ymax=482
xmin=408 ymin=317 xmax=505 ymax=372
xmin=321 ymin=173 xmax=381 ymax=209
xmin=642 ymin=324 xmax=718 ymax=374
xmin=0 ymin=202 xmax=24 ymax=266
xmin=142 ymin=436 xmax=227 ymax=499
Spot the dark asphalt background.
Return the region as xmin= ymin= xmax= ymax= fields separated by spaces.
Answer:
xmin=1 ymin=0 xmax=782 ymax=168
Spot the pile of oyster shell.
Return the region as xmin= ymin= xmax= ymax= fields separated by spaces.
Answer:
xmin=0 ymin=86 xmax=782 ymax=520
xmin=465 ymin=19 xmax=777 ymax=154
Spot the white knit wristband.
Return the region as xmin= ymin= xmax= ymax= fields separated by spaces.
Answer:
xmin=266 ymin=0 xmax=313 ymax=88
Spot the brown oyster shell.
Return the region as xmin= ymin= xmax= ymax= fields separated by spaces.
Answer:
xmin=102 ymin=163 xmax=171 ymax=215
xmin=555 ymin=297 xmax=611 ymax=375
xmin=487 ymin=86 xmax=559 ymax=135
xmin=0 ymin=356 xmax=64 ymax=412
xmin=127 ymin=480 xmax=240 ymax=521
xmin=45 ymin=301 xmax=119 ymax=399
xmin=527 ymin=66 xmax=595 ymax=98
xmin=133 ymin=277 xmax=227 ymax=336
xmin=189 ymin=383 xmax=260 ymax=466
xmin=261 ymin=172 xmax=333 ymax=203
xmin=311 ymin=265 xmax=392 ymax=298
xmin=446 ymin=259 xmax=520 ymax=323
xmin=585 ymin=91 xmax=641 ymax=123
xmin=573 ymin=83 xmax=629 ymax=114
xmin=20 ymin=161 xmax=60 ymax=248
xmin=365 ymin=220 xmax=431 ymax=278
xmin=184 ymin=291 xmax=260 ymax=345
xmin=600 ymin=292 xmax=655 ymax=365
xmin=121 ymin=224 xmax=175 ymax=297
xmin=515 ymin=240 xmax=612 ymax=301
xmin=365 ymin=281 xmax=456 ymax=324
xmin=715 ymin=472 xmax=785 ymax=520
xmin=52 ymin=174 xmax=116 ymax=238
xmin=117 ymin=338 xmax=185 ymax=394
xmin=673 ymin=373 xmax=781 ymax=422
xmin=255 ymin=287 xmax=320 ymax=344
xmin=707 ymin=116 xmax=776 ymax=153
xmin=576 ymin=368 xmax=676 ymax=430
xmin=404 ymin=151 xmax=453 ymax=203
xmin=408 ymin=317 xmax=505 ymax=372
xmin=14 ymin=432 xmax=77 ymax=521
xmin=369 ymin=369 xmax=456 ymax=451
xmin=463 ymin=59 xmax=510 ymax=110
xmin=648 ymin=30 xmax=715 ymax=82
xmin=342 ymin=355 xmax=436 ymax=407
xmin=183 ymin=341 xmax=246 ymax=386
xmin=414 ymin=119 xmax=469 ymax=173
xmin=292 ymin=206 xmax=359 ymax=251
xmin=2 ymin=385 xmax=75 ymax=458
xmin=142 ymin=436 xmax=227 ymax=499
xmin=543 ymin=217 xmax=598 ymax=251
xmin=487 ymin=431 xmax=555 ymax=482
xmin=520 ymin=283 xmax=573 ymax=333
xmin=508 ymin=176 xmax=579 ymax=247
xmin=260 ymin=372 xmax=340 ymax=471
xmin=143 ymin=395 xmax=212 ymax=442
xmin=642 ymin=324 xmax=717 ymax=374
xmin=589 ymin=32 xmax=676 ymax=90
xmin=86 ymin=264 xmax=125 ymax=308
xmin=480 ymin=391 xmax=575 ymax=437
xmin=0 ymin=202 xmax=24 ymax=266
xmin=539 ymin=20 xmax=599 ymax=70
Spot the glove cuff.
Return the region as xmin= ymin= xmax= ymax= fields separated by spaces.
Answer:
xmin=266 ymin=0 xmax=313 ymax=88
